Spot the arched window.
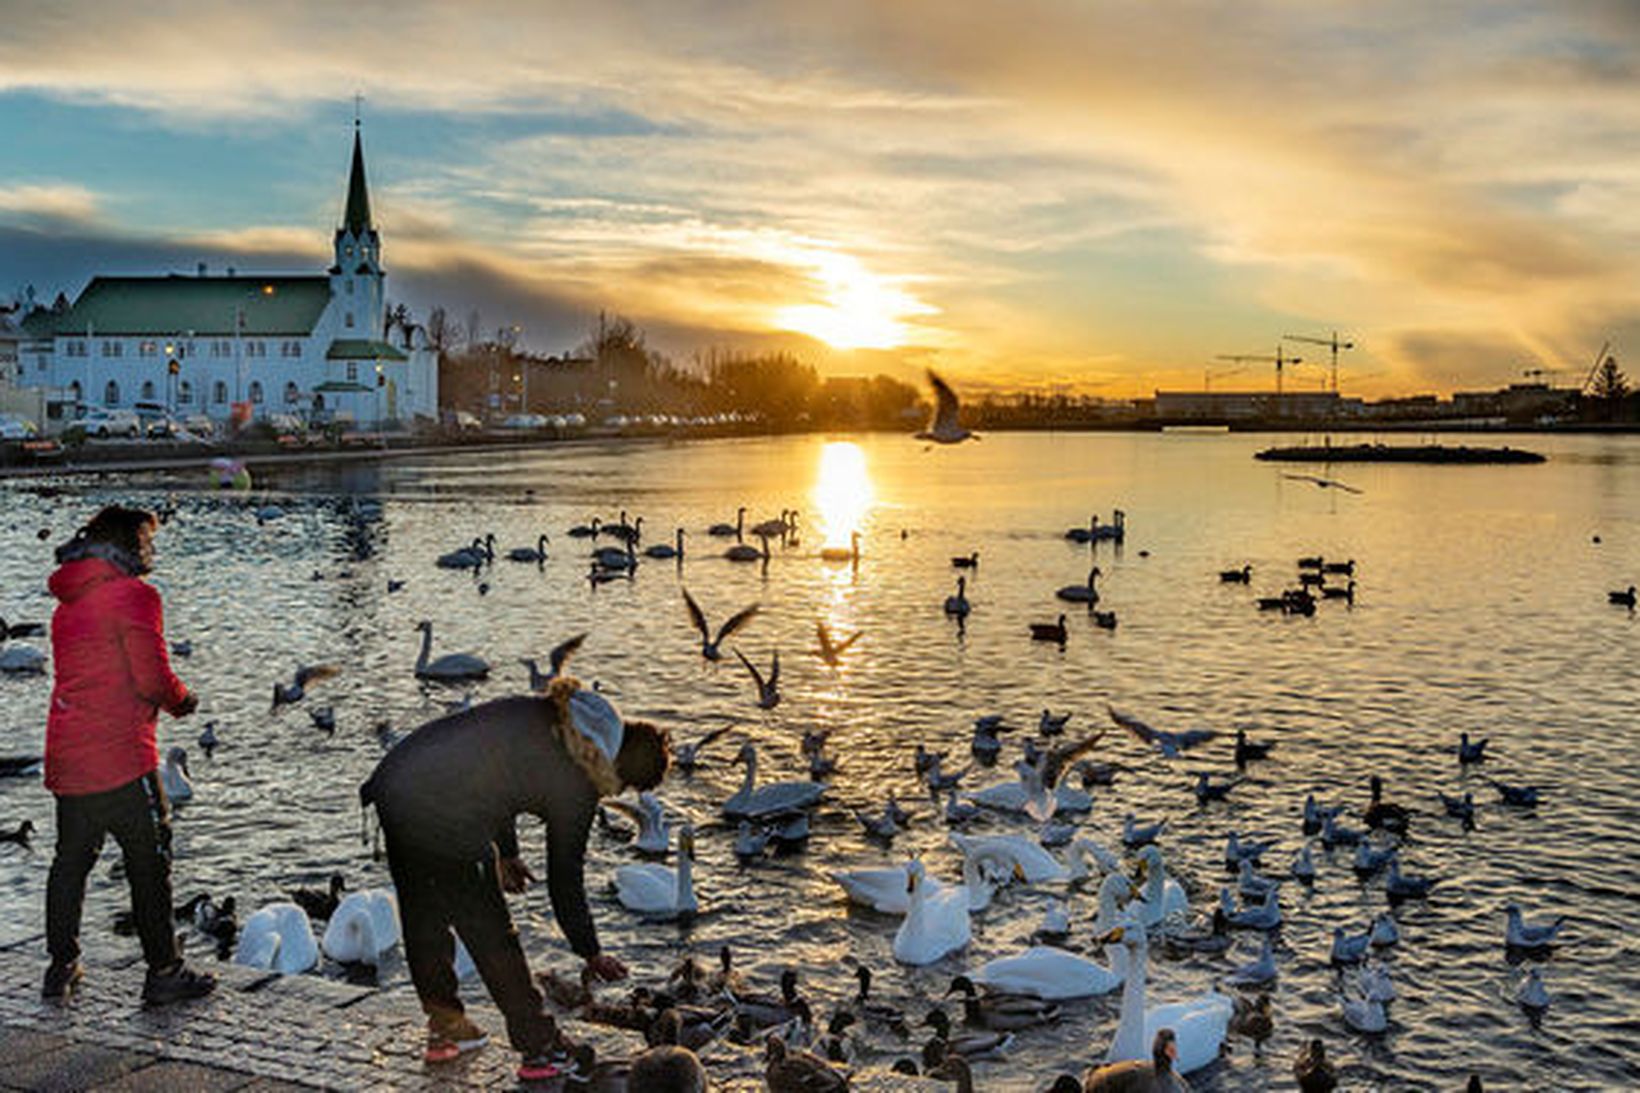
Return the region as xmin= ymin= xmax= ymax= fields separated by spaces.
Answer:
xmin=178 ymin=381 xmax=193 ymax=405
xmin=104 ymin=380 xmax=120 ymax=406
xmin=213 ymin=381 xmax=228 ymax=405
xmin=249 ymin=381 xmax=264 ymax=405
xmin=284 ymin=381 xmax=300 ymax=405
xmin=313 ymin=393 xmax=326 ymax=412
xmin=345 ymin=311 xmax=355 ymax=328
xmin=69 ymin=381 xmax=82 ymax=404
xmin=140 ymin=380 xmax=155 ymax=400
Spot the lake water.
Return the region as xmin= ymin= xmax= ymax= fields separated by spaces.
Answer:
xmin=1 ymin=431 xmax=1637 ymax=1090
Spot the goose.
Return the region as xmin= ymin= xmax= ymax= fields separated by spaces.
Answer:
xmin=921 ymin=1009 xmax=1014 ymax=1060
xmin=1029 ymin=615 xmax=1068 ymax=644
xmin=1504 ymin=903 xmax=1565 ymax=949
xmin=1099 ymin=920 xmax=1232 ymax=1075
xmin=197 ymin=722 xmax=220 ymax=758
xmin=1291 ymin=845 xmax=1317 ymax=883
xmin=1225 ymin=832 xmax=1273 ymax=868
xmin=1057 ymin=566 xmax=1102 ymax=605
xmin=952 ymin=552 xmax=979 ymax=569
xmin=519 ymin=632 xmax=586 ymax=693
xmin=1457 ymin=731 xmax=1489 ymax=764
xmin=604 ymin=792 xmax=673 ymax=855
xmin=734 ymin=647 xmax=781 ymax=709
xmin=1219 ymin=565 xmax=1253 ymax=583
xmin=721 ymin=743 xmax=826 ymax=819
xmin=1107 ymin=705 xmax=1217 ymax=759
xmin=1234 ymin=729 xmax=1274 ymax=765
xmin=162 ymin=746 xmax=193 ymax=803
xmin=765 ymin=1033 xmax=848 ymax=1093
xmin=1132 ymin=846 xmax=1190 ymax=925
xmin=1518 ymin=968 xmax=1550 ymax=1012
xmin=506 ymin=533 xmax=549 ymax=563
xmin=320 ymin=888 xmax=401 ymax=965
xmin=271 ymin=663 xmax=340 ymax=708
xmin=1340 ymin=988 xmax=1387 ymax=1034
xmin=1384 ymin=855 xmax=1434 ymax=901
xmin=707 ymin=507 xmax=746 ymax=539
xmin=567 ymin=516 xmax=600 ymax=538
xmin=1237 ymin=859 xmax=1278 ymax=900
xmin=0 ymin=819 xmax=34 ymax=846
xmin=234 ymin=902 xmax=319 ymax=974
xmin=946 ymin=975 xmax=1061 ymax=1030
xmin=1293 ymin=1038 xmax=1339 ymax=1092
xmin=1487 ymin=778 xmax=1541 ymax=807
xmin=811 ymin=622 xmax=862 ymax=667
xmin=943 ymin=576 xmax=972 ymax=618
xmin=1363 ymin=774 xmax=1410 ymax=833
xmin=645 ymin=527 xmax=686 ymax=560
xmin=412 ymin=620 xmax=490 ymax=681
xmin=1609 ymin=585 xmax=1637 ymax=608
xmin=1321 ymin=581 xmax=1355 ymax=603
xmin=973 ymin=945 xmax=1123 ymax=1000
xmin=287 ymin=873 xmax=347 ymax=920
xmin=1224 ymin=932 xmax=1278 ymax=987
xmin=1223 ymin=885 xmax=1281 ymax=930
xmin=1330 ymin=925 xmax=1371 ymax=965
xmin=674 ymin=724 xmax=733 ymax=772
xmin=1369 ymin=912 xmax=1400 ymax=947
xmin=1122 ymin=813 xmax=1166 ymax=849
xmin=683 ymin=589 xmax=759 ymax=661
xmin=614 ymin=824 xmax=698 ymax=919
xmin=818 ymin=531 xmax=860 ymax=563
xmin=0 ymin=641 xmax=46 ymax=674
xmin=895 ymin=860 xmax=971 ymax=965
xmin=917 ymin=369 xmax=976 ymax=445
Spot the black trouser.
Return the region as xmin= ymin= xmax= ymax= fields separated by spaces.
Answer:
xmin=46 ymin=771 xmax=180 ymax=972
xmin=383 ymin=832 xmax=552 ymax=1055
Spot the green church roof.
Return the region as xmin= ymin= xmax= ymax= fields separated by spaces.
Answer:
xmin=326 ymin=339 xmax=407 ymax=361
xmin=51 ymin=276 xmax=332 ymax=337
xmin=343 ymin=129 xmax=373 ymax=235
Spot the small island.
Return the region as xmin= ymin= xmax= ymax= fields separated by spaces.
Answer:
xmin=1255 ymin=442 xmax=1546 ymax=464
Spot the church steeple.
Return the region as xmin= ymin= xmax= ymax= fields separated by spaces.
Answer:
xmin=331 ymin=117 xmax=385 ymax=340
xmin=342 ymin=124 xmax=373 ymax=235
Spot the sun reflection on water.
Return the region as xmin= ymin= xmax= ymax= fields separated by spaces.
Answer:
xmin=812 ymin=441 xmax=874 ymax=550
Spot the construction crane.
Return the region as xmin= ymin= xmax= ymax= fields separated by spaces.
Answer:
xmin=1203 ymin=364 xmax=1247 ymax=392
xmin=1283 ymin=332 xmax=1354 ymax=394
xmin=1579 ymin=341 xmax=1614 ymax=396
xmin=1216 ymin=347 xmax=1302 ymax=400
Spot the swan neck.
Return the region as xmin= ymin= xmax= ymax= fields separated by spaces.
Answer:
xmin=1109 ymin=937 xmax=1147 ymax=1061
xmin=416 ymin=626 xmax=431 ymax=672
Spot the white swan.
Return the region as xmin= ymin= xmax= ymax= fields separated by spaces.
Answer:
xmin=234 ymin=902 xmax=319 ymax=974
xmin=614 ymin=824 xmax=697 ymax=919
xmin=967 ymin=779 xmax=1093 ymax=817
xmin=1132 ymin=845 xmax=1189 ymax=925
xmin=162 ymin=746 xmax=193 ymax=803
xmin=1090 ymin=873 xmax=1135 ymax=935
xmin=832 ymin=851 xmax=1010 ymax=915
xmin=950 ymin=833 xmax=1069 ymax=885
xmin=320 ymin=889 xmax=401 ymax=965
xmin=1102 ymin=919 xmax=1232 ymax=1075
xmin=606 ymin=792 xmax=672 ymax=855
xmin=975 ymin=945 xmax=1123 ymax=1000
xmin=893 ymin=860 xmax=971 ymax=965
xmin=413 ymin=620 xmax=490 ymax=681
xmin=721 ymin=743 xmax=826 ymax=819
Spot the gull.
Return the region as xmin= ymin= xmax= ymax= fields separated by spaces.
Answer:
xmin=1518 ymin=969 xmax=1550 ymax=1012
xmin=271 ymin=664 xmax=339 ymax=709
xmin=1504 ymin=904 xmax=1565 ymax=949
xmin=1237 ymin=859 xmax=1278 ymax=900
xmin=812 ymin=623 xmax=862 ymax=667
xmin=1302 ymin=794 xmax=1343 ymax=836
xmin=733 ymin=821 xmax=772 ymax=859
xmin=1107 ymin=705 xmax=1217 ymax=759
xmin=1290 ymin=845 xmax=1316 ymax=883
xmin=1224 ymin=832 xmax=1273 ymax=868
xmin=520 ymin=632 xmax=586 ymax=692
xmin=1039 ymin=709 xmax=1072 ymax=737
xmin=197 ymin=721 xmax=220 ymax=758
xmin=683 ymin=589 xmax=759 ymax=662
xmin=1487 ymin=778 xmax=1541 ymax=807
xmin=915 ymin=369 xmax=977 ymax=446
xmin=945 ymin=789 xmax=980 ymax=826
xmin=1456 ymin=732 xmax=1489 ymax=764
xmin=915 ymin=744 xmax=949 ymax=777
xmin=855 ymin=805 xmax=900 ymax=842
xmin=1369 ymin=913 xmax=1400 ymax=947
xmin=308 ymin=706 xmax=336 ymax=735
xmin=924 ymin=754 xmax=971 ymax=794
xmin=674 ymin=725 xmax=734 ymax=772
xmin=1331 ymin=925 xmax=1372 ymax=965
xmin=1224 ymin=933 xmax=1278 ymax=987
xmin=1283 ymin=473 xmax=1363 ymax=494
xmin=1437 ymin=790 xmax=1477 ymax=828
xmin=1321 ymin=813 xmax=1364 ymax=848
xmin=1122 ymin=812 xmax=1166 ymax=849
xmin=1194 ymin=771 xmax=1242 ymax=804
xmin=1016 ymin=732 xmax=1107 ymax=823
xmin=734 ymin=648 xmax=781 ymax=710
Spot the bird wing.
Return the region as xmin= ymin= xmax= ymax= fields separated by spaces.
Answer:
xmin=1044 ymin=731 xmax=1107 ymax=787
xmin=1328 ymin=479 xmax=1364 ymax=494
xmin=603 ymin=798 xmax=645 ymax=824
xmin=294 ymin=663 xmax=340 ymax=688
xmin=682 ymin=588 xmax=710 ymax=642
xmin=1283 ymin=473 xmax=1324 ymax=486
xmin=768 ymin=649 xmax=780 ymax=687
xmin=734 ymin=647 xmax=765 ymax=691
xmin=716 ymin=602 xmax=761 ymax=645
xmin=1173 ymin=728 xmax=1219 ymax=749
xmin=814 ymin=622 xmax=835 ymax=659
xmin=927 ymin=369 xmax=961 ymax=432
xmin=692 ymin=724 xmax=735 ymax=751
xmin=1106 ymin=704 xmax=1158 ymax=745
xmin=833 ymin=629 xmax=864 ymax=655
xmin=549 ymin=632 xmax=587 ymax=676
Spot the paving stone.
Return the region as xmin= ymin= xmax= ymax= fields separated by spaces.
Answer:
xmin=0 ymin=1043 xmax=154 ymax=1091
xmin=92 ymin=1059 xmax=259 ymax=1092
xmin=0 ymin=1025 xmax=72 ymax=1063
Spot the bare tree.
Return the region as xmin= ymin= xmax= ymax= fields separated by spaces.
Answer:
xmin=465 ymin=308 xmax=482 ymax=348
xmin=425 ymin=306 xmax=453 ymax=353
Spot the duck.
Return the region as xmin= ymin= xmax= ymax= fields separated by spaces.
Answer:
xmin=1122 ymin=813 xmax=1166 ymax=849
xmin=972 ymin=945 xmax=1123 ymax=1000
xmin=234 ymin=902 xmax=320 ymax=974
xmin=1029 ymin=614 xmax=1068 ymax=644
xmin=1610 ymin=585 xmax=1637 ymax=608
xmin=1504 ymin=903 xmax=1565 ymax=949
xmin=604 ymin=792 xmax=673 ymax=855
xmin=0 ymin=641 xmax=46 ymax=674
xmin=943 ymin=576 xmax=972 ymax=618
xmin=707 ymin=507 xmax=746 ymax=539
xmin=287 ymin=873 xmax=347 ymax=920
xmin=1057 ymin=566 xmax=1102 ymax=605
xmin=411 ymin=620 xmax=489 ymax=681
xmin=1131 ymin=846 xmax=1190 ymax=926
xmin=1362 ymin=775 xmax=1410 ymax=834
xmin=1290 ymin=845 xmax=1317 ymax=883
xmin=1293 ymin=1037 xmax=1338 ymax=1092
xmin=921 ymin=1009 xmax=1014 ymax=1060
xmin=1218 ymin=565 xmax=1253 ymax=583
xmin=894 ymin=859 xmax=972 ymax=965
xmin=722 ymin=743 xmax=827 ymax=820
xmin=952 ymin=552 xmax=979 ymax=569
xmin=1518 ymin=968 xmax=1550 ymax=1012
xmin=320 ymin=888 xmax=401 ymax=966
xmin=733 ymin=647 xmax=781 ymax=710
xmin=615 ymin=824 xmax=698 ymax=919
xmin=1224 ymin=933 xmax=1277 ymax=987
xmin=1233 ymin=729 xmax=1274 ymax=765
xmin=162 ymin=746 xmax=193 ymax=803
xmin=1099 ymin=920 xmax=1232 ymax=1075
xmin=1321 ymin=581 xmax=1355 ymax=604
xmin=764 ymin=1033 xmax=848 ymax=1093
xmin=506 ymin=533 xmax=549 ymax=563
xmin=0 ymin=819 xmax=34 ymax=846
xmin=818 ymin=530 xmax=861 ymax=564
xmin=851 ymin=966 xmax=909 ymax=1035
xmin=1092 ymin=609 xmax=1118 ymax=630
xmin=1229 ymin=993 xmax=1274 ymax=1053
xmin=946 ymin=974 xmax=1061 ymax=1030
xmin=682 ymin=589 xmax=759 ymax=661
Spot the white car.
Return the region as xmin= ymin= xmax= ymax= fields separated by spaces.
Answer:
xmin=499 ymin=413 xmax=547 ymax=430
xmin=78 ymin=409 xmax=142 ymax=439
xmin=0 ymin=415 xmax=39 ymax=440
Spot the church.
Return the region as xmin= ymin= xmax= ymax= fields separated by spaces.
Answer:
xmin=20 ymin=126 xmax=438 ymax=429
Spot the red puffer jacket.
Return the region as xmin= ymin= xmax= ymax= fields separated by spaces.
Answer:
xmin=45 ymin=557 xmax=190 ymax=796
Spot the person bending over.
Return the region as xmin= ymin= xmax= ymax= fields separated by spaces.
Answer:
xmin=361 ymin=676 xmax=670 ymax=1081
xmin=42 ymin=505 xmax=215 ymax=1005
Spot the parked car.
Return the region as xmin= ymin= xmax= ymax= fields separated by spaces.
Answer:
xmin=182 ymin=414 xmax=218 ymax=438
xmin=77 ymin=409 xmax=142 ymax=438
xmin=499 ymin=413 xmax=547 ymax=430
xmin=0 ymin=414 xmax=39 ymax=440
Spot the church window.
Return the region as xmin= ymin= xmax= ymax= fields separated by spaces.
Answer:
xmin=102 ymin=341 xmax=123 ymax=358
xmin=246 ymin=340 xmax=265 ymax=358
xmin=284 ymin=381 xmax=300 ymax=405
xmin=346 ymin=363 xmax=357 ymax=382
xmin=282 ymin=341 xmax=302 ymax=358
xmin=178 ymin=381 xmax=193 ymax=405
xmin=213 ymin=381 xmax=228 ymax=405
xmin=104 ymin=380 xmax=120 ymax=406
xmin=345 ymin=245 xmax=354 ymax=258
xmin=140 ymin=381 xmax=155 ymax=401
xmin=249 ymin=381 xmax=264 ymax=405
xmin=139 ymin=341 xmax=158 ymax=358
xmin=67 ymin=340 xmax=87 ymax=358
xmin=345 ymin=312 xmax=355 ymax=328
xmin=347 ymin=279 xmax=354 ymax=296
xmin=69 ymin=381 xmax=82 ymax=404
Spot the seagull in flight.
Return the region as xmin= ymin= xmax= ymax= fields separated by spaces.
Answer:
xmin=734 ymin=647 xmax=781 ymax=710
xmin=1017 ymin=731 xmax=1107 ymax=822
xmin=1107 ymin=704 xmax=1217 ymax=759
xmin=682 ymin=588 xmax=759 ymax=661
xmin=1283 ymin=473 xmax=1363 ymax=494
xmin=811 ymin=622 xmax=862 ymax=667
xmin=521 ymin=632 xmax=587 ymax=691
xmin=915 ymin=369 xmax=977 ymax=446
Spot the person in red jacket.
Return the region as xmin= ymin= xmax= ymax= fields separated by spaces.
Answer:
xmin=42 ymin=505 xmax=216 ymax=1006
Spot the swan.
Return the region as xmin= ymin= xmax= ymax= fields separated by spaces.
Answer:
xmin=818 ymin=531 xmax=860 ymax=563
xmin=893 ymin=860 xmax=971 ymax=965
xmin=592 ymin=541 xmax=639 ymax=570
xmin=975 ymin=945 xmax=1123 ymax=1000
xmin=1219 ymin=564 xmax=1252 ymax=583
xmin=966 ymin=778 xmax=1093 ymax=817
xmin=0 ymin=641 xmax=46 ymax=674
xmin=604 ymin=791 xmax=672 ymax=855
xmin=614 ymin=824 xmax=698 ymax=919
xmin=1101 ymin=920 xmax=1232 ymax=1075
xmin=725 ymin=531 xmax=772 ymax=563
xmin=1092 ymin=509 xmax=1127 ymax=543
xmin=645 ymin=528 xmax=685 ymax=559
xmin=412 ymin=620 xmax=489 ymax=681
xmin=950 ymin=832 xmax=1070 ymax=884
xmin=1056 ymin=566 xmax=1102 ymax=605
xmin=750 ymin=510 xmax=791 ymax=541
xmin=831 ymin=851 xmax=1011 ymax=915
xmin=944 ymin=576 xmax=972 ymax=618
xmin=234 ymin=902 xmax=319 ymax=974
xmin=567 ymin=516 xmax=600 ymax=538
xmin=1090 ymin=873 xmax=1136 ymax=935
xmin=721 ymin=743 xmax=826 ymax=819
xmin=506 ymin=534 xmax=549 ymax=563
xmin=707 ymin=507 xmax=746 ymax=538
xmin=1608 ymin=585 xmax=1636 ymax=608
xmin=1065 ymin=516 xmax=1097 ymax=543
xmin=1132 ymin=845 xmax=1189 ymax=925
xmin=436 ymin=535 xmax=493 ymax=569
xmin=162 ymin=746 xmax=193 ymax=803
xmin=320 ymin=889 xmax=401 ymax=965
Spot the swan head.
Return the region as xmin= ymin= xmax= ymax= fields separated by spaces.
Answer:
xmin=734 ymin=742 xmax=756 ymax=767
xmin=678 ymin=824 xmax=696 ymax=859
xmin=415 ymin=619 xmax=431 ymax=633
xmin=166 ymin=746 xmax=190 ymax=777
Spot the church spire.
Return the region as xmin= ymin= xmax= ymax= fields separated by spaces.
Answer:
xmin=342 ymin=123 xmax=373 ymax=235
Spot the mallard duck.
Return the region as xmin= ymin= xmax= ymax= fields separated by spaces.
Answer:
xmin=1293 ymin=1037 xmax=1338 ymax=1092
xmin=946 ymin=975 xmax=1061 ymax=1030
xmin=921 ymin=1009 xmax=1015 ymax=1060
xmin=764 ymin=1033 xmax=848 ymax=1093
xmin=852 ymin=966 xmax=909 ymax=1036
xmin=1362 ymin=775 xmax=1409 ymax=834
xmin=1083 ymin=1028 xmax=1192 ymax=1091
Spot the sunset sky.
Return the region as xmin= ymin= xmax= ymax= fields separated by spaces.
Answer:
xmin=3 ymin=1 xmax=1638 ymax=397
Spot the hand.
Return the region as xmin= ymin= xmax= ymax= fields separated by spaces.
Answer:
xmin=585 ymin=953 xmax=628 ymax=982
xmin=173 ymin=692 xmax=199 ymax=717
xmin=496 ymin=855 xmax=537 ymax=894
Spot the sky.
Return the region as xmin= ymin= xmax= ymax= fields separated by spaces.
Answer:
xmin=3 ymin=1 xmax=1639 ymax=398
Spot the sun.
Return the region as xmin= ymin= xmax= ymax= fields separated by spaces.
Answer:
xmin=776 ymin=252 xmax=933 ymax=351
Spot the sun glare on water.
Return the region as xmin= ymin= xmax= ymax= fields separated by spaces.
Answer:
xmin=812 ymin=442 xmax=874 ymax=550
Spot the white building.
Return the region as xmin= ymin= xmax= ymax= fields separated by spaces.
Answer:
xmin=19 ymin=127 xmax=437 ymax=429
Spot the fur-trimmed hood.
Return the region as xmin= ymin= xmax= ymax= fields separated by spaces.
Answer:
xmin=543 ymin=676 xmax=624 ymax=797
